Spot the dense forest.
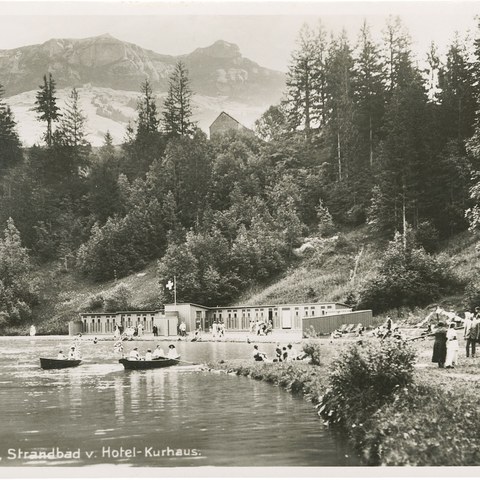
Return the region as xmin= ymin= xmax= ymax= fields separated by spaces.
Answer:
xmin=2 ymin=16 xmax=480 ymax=330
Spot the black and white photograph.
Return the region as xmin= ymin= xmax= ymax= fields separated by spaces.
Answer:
xmin=0 ymin=0 xmax=480 ymax=476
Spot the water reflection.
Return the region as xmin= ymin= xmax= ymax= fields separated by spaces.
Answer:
xmin=0 ymin=337 xmax=359 ymax=467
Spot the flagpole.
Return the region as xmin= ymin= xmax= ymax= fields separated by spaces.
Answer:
xmin=174 ymin=275 xmax=177 ymax=307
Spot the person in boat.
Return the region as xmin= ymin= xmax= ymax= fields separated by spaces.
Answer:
xmin=57 ymin=350 xmax=67 ymax=359
xmin=93 ymin=337 xmax=98 ymax=344
xmin=152 ymin=345 xmax=166 ymax=359
xmin=128 ymin=347 xmax=141 ymax=360
xmin=253 ymin=345 xmax=267 ymax=361
xmin=145 ymin=349 xmax=153 ymax=361
xmin=166 ymin=344 xmax=179 ymax=359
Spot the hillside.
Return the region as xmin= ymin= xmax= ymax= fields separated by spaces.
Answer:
xmin=25 ymin=227 xmax=476 ymax=335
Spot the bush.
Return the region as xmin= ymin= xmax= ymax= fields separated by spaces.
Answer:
xmin=86 ymin=293 xmax=105 ymax=312
xmin=104 ymin=283 xmax=132 ymax=312
xmin=316 ymin=200 xmax=335 ymax=237
xmin=301 ymin=340 xmax=321 ymax=365
xmin=318 ymin=339 xmax=416 ymax=434
xmin=303 ymin=325 xmax=320 ymax=339
xmin=356 ymin=232 xmax=455 ymax=314
xmin=364 ymin=382 xmax=480 ymax=465
xmin=463 ymin=280 xmax=480 ymax=311
xmin=414 ymin=221 xmax=440 ymax=253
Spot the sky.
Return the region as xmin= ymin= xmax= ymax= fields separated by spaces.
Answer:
xmin=0 ymin=1 xmax=479 ymax=72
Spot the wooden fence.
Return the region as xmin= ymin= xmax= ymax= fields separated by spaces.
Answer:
xmin=302 ymin=310 xmax=377 ymax=336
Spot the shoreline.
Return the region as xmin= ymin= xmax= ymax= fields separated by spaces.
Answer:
xmin=1 ymin=331 xmax=306 ymax=344
xmin=208 ymin=337 xmax=480 ymax=467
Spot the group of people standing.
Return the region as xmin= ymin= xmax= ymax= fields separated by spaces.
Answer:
xmin=432 ymin=309 xmax=480 ymax=368
xmin=211 ymin=320 xmax=225 ymax=339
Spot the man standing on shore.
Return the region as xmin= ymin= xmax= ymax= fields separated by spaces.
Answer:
xmin=465 ymin=311 xmax=478 ymax=358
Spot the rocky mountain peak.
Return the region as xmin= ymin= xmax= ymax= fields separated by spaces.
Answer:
xmin=191 ymin=40 xmax=241 ymax=59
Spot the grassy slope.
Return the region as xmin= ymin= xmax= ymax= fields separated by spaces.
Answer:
xmin=30 ymin=262 xmax=162 ymax=334
xmin=239 ymin=227 xmax=478 ymax=322
xmin=237 ymin=226 xmax=383 ymax=305
xmin=28 ymin=227 xmax=478 ymax=334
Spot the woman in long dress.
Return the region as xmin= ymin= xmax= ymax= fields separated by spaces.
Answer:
xmin=432 ymin=321 xmax=448 ymax=368
xmin=445 ymin=322 xmax=459 ymax=368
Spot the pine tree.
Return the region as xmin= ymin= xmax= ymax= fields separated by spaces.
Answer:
xmin=425 ymin=42 xmax=442 ymax=104
xmin=162 ymin=62 xmax=196 ymax=137
xmin=120 ymin=80 xmax=167 ymax=179
xmin=33 ymin=73 xmax=61 ymax=147
xmin=283 ymin=23 xmax=328 ymax=137
xmin=370 ymin=61 xmax=430 ymax=236
xmin=87 ymin=133 xmax=123 ymax=224
xmin=0 ymin=83 xmax=22 ymax=172
xmin=325 ymin=30 xmax=357 ymax=182
xmin=101 ymin=131 xmax=115 ymax=158
xmin=136 ymin=79 xmax=159 ymax=138
xmin=382 ymin=16 xmax=412 ymax=93
xmin=57 ymin=88 xmax=88 ymax=147
xmin=439 ymin=34 xmax=476 ymax=142
xmin=354 ymin=21 xmax=386 ymax=168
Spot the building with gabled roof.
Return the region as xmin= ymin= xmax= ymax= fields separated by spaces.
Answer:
xmin=209 ymin=111 xmax=254 ymax=137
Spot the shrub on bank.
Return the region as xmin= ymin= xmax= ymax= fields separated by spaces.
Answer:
xmin=363 ymin=381 xmax=480 ymax=465
xmin=356 ymin=232 xmax=455 ymax=314
xmin=318 ymin=339 xmax=416 ymax=440
xmin=301 ymin=340 xmax=321 ymax=365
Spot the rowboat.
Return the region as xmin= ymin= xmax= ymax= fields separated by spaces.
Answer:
xmin=40 ymin=358 xmax=82 ymax=370
xmin=119 ymin=357 xmax=180 ymax=370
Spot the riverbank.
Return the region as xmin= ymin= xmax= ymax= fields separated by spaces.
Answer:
xmin=209 ymin=337 xmax=480 ymax=466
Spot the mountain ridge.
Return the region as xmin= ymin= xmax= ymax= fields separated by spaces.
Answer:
xmin=0 ymin=34 xmax=285 ymax=103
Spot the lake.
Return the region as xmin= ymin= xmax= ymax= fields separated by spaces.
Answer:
xmin=0 ymin=337 xmax=359 ymax=467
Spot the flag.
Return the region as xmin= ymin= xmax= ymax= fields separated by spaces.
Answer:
xmin=166 ymin=279 xmax=174 ymax=290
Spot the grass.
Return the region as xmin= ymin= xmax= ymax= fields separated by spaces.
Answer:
xmin=238 ymin=227 xmax=384 ymax=305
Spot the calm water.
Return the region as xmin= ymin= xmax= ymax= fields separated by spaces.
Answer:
xmin=0 ymin=337 xmax=358 ymax=467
